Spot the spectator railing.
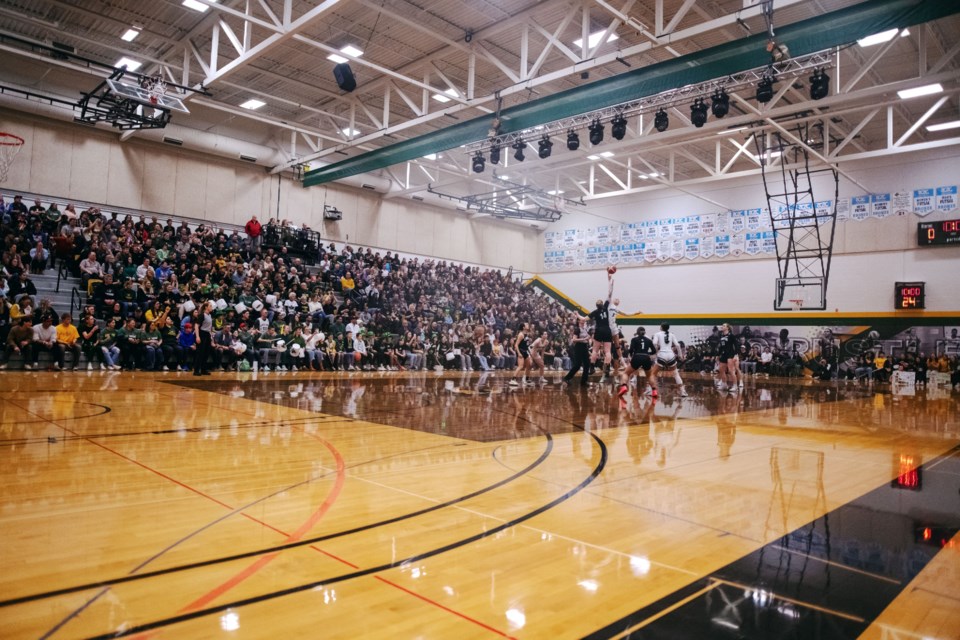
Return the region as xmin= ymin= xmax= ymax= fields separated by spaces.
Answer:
xmin=56 ymin=256 xmax=70 ymax=293
xmin=70 ymin=286 xmax=83 ymax=314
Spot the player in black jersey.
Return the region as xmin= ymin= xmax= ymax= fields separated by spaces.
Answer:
xmin=509 ymin=322 xmax=533 ymax=386
xmin=716 ymin=323 xmax=740 ymax=392
xmin=588 ymin=271 xmax=615 ymax=379
xmin=618 ymin=326 xmax=656 ymax=397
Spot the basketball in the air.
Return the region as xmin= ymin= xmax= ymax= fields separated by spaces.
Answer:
xmin=607 ymin=265 xmax=617 ymax=274
xmin=868 ymin=330 xmax=879 ymax=340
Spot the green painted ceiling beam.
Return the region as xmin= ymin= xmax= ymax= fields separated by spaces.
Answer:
xmin=304 ymin=0 xmax=959 ymax=187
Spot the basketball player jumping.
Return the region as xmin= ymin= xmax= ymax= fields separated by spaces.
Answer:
xmin=589 ymin=271 xmax=615 ymax=380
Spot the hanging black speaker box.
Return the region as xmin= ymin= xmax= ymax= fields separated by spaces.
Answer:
xmin=333 ymin=63 xmax=357 ymax=92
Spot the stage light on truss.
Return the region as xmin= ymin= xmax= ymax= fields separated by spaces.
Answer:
xmin=537 ymin=135 xmax=553 ymax=159
xmin=711 ymin=89 xmax=729 ymax=118
xmin=588 ymin=118 xmax=604 ymax=145
xmin=690 ymin=98 xmax=708 ymax=128
xmin=756 ymin=76 xmax=775 ymax=104
xmin=489 ymin=143 xmax=501 ymax=165
xmin=809 ymin=68 xmax=830 ymax=100
xmin=654 ymin=108 xmax=669 ymax=132
xmin=472 ymin=151 xmax=485 ymax=173
xmin=512 ymin=139 xmax=526 ymax=161
xmin=566 ymin=130 xmax=580 ymax=151
xmin=610 ymin=113 xmax=627 ymax=140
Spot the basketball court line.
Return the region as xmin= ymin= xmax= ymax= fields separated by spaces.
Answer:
xmin=76 ymin=430 xmax=608 ymax=639
xmin=1 ymin=431 xmax=555 ymax=609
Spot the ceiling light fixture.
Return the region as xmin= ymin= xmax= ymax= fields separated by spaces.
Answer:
xmin=610 ymin=113 xmax=627 ymax=140
xmin=897 ymin=83 xmax=942 ymax=99
xmin=588 ymin=118 xmax=604 ymax=145
xmin=489 ymin=143 xmax=501 ymax=164
xmin=240 ymin=99 xmax=266 ymax=110
xmin=711 ymin=89 xmax=729 ymax=118
xmin=115 ymin=56 xmax=142 ymax=72
xmin=182 ymin=0 xmax=217 ymax=12
xmin=566 ymin=130 xmax=580 ymax=151
xmin=573 ymin=31 xmax=619 ymax=49
xmin=472 ymin=151 xmax=485 ymax=173
xmin=654 ymin=108 xmax=669 ymax=132
xmin=926 ymin=120 xmax=960 ymax=132
xmin=121 ymin=28 xmax=140 ymax=42
xmin=856 ymin=28 xmax=909 ymax=47
xmin=755 ymin=75 xmax=775 ymax=104
xmin=537 ymin=135 xmax=553 ymax=159
xmin=690 ymin=98 xmax=708 ymax=128
xmin=327 ymin=44 xmax=364 ymax=64
xmin=809 ymin=68 xmax=830 ymax=100
xmin=512 ymin=139 xmax=525 ymax=161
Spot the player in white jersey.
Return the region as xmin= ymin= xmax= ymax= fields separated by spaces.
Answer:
xmin=647 ymin=323 xmax=688 ymax=398
xmin=606 ymin=297 xmax=623 ymax=377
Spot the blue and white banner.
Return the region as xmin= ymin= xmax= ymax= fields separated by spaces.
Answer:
xmin=913 ymin=188 xmax=935 ymax=216
xmin=684 ymin=238 xmax=700 ymax=260
xmin=562 ymin=228 xmax=578 ymax=247
xmin=761 ymin=231 xmax=776 ymax=254
xmin=644 ymin=243 xmax=658 ymax=263
xmin=715 ymin=235 xmax=730 ymax=258
xmin=645 ymin=221 xmax=659 ymax=241
xmin=672 ymin=218 xmax=686 ymax=238
xmin=851 ymin=195 xmax=871 ymax=221
xmin=871 ymin=193 xmax=891 ymax=219
xmin=746 ymin=208 xmax=763 ymax=231
xmin=745 ymin=232 xmax=762 ymax=255
xmin=937 ymin=185 xmax=957 ymax=212
xmin=701 ymin=213 xmax=716 ymax=236
xmin=659 ymin=220 xmax=672 ymax=239
xmin=729 ymin=210 xmax=746 ymax=233
xmin=685 ymin=215 xmax=701 ymax=237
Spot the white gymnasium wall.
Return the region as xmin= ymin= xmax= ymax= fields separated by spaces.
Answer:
xmin=0 ymin=110 xmax=540 ymax=273
xmin=541 ymin=146 xmax=960 ymax=313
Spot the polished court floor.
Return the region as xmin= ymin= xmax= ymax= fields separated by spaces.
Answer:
xmin=1 ymin=370 xmax=958 ymax=639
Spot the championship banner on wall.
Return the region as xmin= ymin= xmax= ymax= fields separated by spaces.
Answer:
xmin=745 ymin=232 xmax=762 ymax=255
xmin=562 ymin=229 xmax=577 ymax=248
xmin=936 ymin=185 xmax=957 ymax=212
xmin=729 ymin=210 xmax=746 ymax=233
xmin=871 ymin=193 xmax=891 ymax=219
xmin=672 ymin=218 xmax=686 ymax=238
xmin=595 ymin=225 xmax=611 ymax=245
xmin=715 ymin=235 xmax=730 ymax=257
xmin=815 ymin=200 xmax=833 ymax=224
xmin=701 ymin=213 xmax=716 ymax=236
xmin=836 ymin=197 xmax=851 ymax=221
xmin=730 ymin=234 xmax=745 ymax=257
xmin=645 ymin=221 xmax=659 ymax=241
xmin=684 ymin=238 xmax=700 ymax=260
xmin=746 ymin=208 xmax=763 ymax=231
xmin=685 ymin=215 xmax=701 ymax=237
xmin=913 ymin=188 xmax=935 ymax=216
xmin=659 ymin=220 xmax=672 ymax=239
xmin=670 ymin=239 xmax=684 ymax=261
xmin=715 ymin=211 xmax=729 ymax=232
xmin=544 ymin=231 xmax=559 ymax=250
xmin=700 ymin=235 xmax=715 ymax=259
xmin=850 ymin=195 xmax=871 ymax=221
xmin=658 ymin=240 xmax=671 ymax=261
xmin=644 ymin=243 xmax=658 ymax=262
xmin=761 ymin=231 xmax=776 ymax=253
xmin=893 ymin=191 xmax=912 ymax=216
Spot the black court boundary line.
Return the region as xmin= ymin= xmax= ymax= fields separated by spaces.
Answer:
xmin=78 ymin=430 xmax=607 ymax=639
xmin=0 ymin=401 xmax=111 ymax=425
xmin=0 ymin=413 xmax=347 ymax=446
xmin=1 ymin=433 xmax=555 ymax=608
xmin=580 ymin=443 xmax=960 ymax=640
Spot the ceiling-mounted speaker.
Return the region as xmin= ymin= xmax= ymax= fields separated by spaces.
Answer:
xmin=333 ymin=63 xmax=356 ymax=92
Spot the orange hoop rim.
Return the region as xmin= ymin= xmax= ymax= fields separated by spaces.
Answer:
xmin=0 ymin=132 xmax=25 ymax=146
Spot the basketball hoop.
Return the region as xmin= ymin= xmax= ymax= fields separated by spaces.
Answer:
xmin=788 ymin=298 xmax=804 ymax=312
xmin=0 ymin=132 xmax=24 ymax=183
xmin=141 ymin=75 xmax=167 ymax=106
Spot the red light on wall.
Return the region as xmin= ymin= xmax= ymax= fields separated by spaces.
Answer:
xmin=922 ymin=527 xmax=932 ymax=542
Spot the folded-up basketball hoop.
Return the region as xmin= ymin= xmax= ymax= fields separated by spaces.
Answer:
xmin=0 ymin=133 xmax=25 ymax=183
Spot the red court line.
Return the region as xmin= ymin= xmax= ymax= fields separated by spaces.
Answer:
xmin=176 ymin=438 xmax=346 ymax=614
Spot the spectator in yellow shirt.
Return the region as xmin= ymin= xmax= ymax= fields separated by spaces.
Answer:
xmin=55 ymin=313 xmax=81 ymax=371
xmin=340 ymin=271 xmax=355 ymax=294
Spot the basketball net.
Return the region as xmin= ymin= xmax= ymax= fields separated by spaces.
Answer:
xmin=0 ymin=132 xmax=25 ymax=183
xmin=142 ymin=75 xmax=167 ymax=105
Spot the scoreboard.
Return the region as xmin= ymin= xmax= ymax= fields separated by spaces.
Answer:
xmin=918 ymin=219 xmax=960 ymax=245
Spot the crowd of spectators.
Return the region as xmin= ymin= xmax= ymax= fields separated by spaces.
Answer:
xmin=1 ymin=194 xmax=579 ymax=373
xmin=2 ymin=193 xmax=959 ymax=393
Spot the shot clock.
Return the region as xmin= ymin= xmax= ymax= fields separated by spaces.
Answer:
xmin=918 ymin=219 xmax=960 ymax=245
xmin=895 ymin=282 xmax=925 ymax=309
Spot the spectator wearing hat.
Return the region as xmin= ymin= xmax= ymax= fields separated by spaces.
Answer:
xmin=176 ymin=322 xmax=197 ymax=370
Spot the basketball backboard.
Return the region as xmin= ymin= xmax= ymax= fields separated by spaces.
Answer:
xmin=106 ymin=78 xmax=190 ymax=114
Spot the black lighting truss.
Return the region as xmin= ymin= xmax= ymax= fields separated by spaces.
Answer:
xmin=465 ymin=49 xmax=834 ymax=156
xmin=753 ymin=121 xmax=839 ymax=311
xmin=427 ymin=177 xmax=583 ymax=223
xmin=75 ymin=70 xmax=172 ymax=130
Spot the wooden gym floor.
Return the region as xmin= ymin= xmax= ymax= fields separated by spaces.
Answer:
xmin=1 ymin=370 xmax=958 ymax=640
